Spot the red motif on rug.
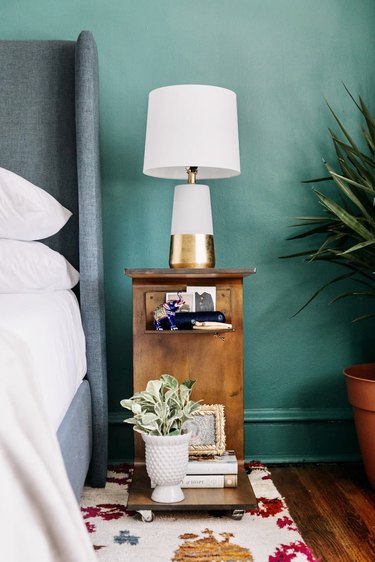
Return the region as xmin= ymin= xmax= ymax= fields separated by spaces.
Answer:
xmin=248 ymin=496 xmax=284 ymax=518
xmin=269 ymin=540 xmax=319 ymax=561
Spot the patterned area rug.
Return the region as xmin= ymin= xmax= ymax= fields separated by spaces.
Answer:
xmin=80 ymin=463 xmax=320 ymax=562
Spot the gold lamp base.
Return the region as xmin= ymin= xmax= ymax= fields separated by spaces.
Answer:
xmin=169 ymin=234 xmax=215 ymax=268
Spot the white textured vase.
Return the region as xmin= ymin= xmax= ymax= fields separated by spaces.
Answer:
xmin=142 ymin=432 xmax=191 ymax=503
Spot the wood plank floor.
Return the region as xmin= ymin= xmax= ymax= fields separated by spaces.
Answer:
xmin=269 ymin=463 xmax=375 ymax=562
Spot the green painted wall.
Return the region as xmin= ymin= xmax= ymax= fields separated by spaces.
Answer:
xmin=1 ymin=0 xmax=374 ymax=462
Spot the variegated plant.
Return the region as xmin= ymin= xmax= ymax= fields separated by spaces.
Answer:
xmin=120 ymin=374 xmax=201 ymax=436
xmin=281 ymin=87 xmax=375 ymax=322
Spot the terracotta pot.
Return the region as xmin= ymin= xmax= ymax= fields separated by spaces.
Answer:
xmin=343 ymin=363 xmax=375 ymax=489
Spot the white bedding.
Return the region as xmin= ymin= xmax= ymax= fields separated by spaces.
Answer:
xmin=0 ymin=329 xmax=95 ymax=561
xmin=0 ymin=290 xmax=87 ymax=431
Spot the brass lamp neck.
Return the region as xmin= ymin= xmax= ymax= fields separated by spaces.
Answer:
xmin=186 ymin=166 xmax=198 ymax=184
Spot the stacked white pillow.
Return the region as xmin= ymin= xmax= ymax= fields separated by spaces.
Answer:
xmin=0 ymin=167 xmax=79 ymax=292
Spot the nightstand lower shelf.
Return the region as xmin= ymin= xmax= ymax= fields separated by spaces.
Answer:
xmin=127 ymin=464 xmax=258 ymax=519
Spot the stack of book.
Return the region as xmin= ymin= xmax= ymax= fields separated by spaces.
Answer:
xmin=180 ymin=450 xmax=238 ymax=488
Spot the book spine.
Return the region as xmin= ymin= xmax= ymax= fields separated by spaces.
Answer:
xmin=186 ymin=462 xmax=238 ymax=475
xmin=181 ymin=474 xmax=237 ymax=488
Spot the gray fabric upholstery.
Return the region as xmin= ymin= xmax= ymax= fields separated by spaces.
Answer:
xmin=75 ymin=31 xmax=108 ymax=487
xmin=57 ymin=380 xmax=92 ymax=500
xmin=0 ymin=31 xmax=108 ymax=494
xmin=0 ymin=40 xmax=78 ymax=267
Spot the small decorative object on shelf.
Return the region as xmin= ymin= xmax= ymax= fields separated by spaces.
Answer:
xmin=174 ymin=311 xmax=226 ymax=330
xmin=166 ymin=291 xmax=195 ymax=312
xmin=186 ymin=286 xmax=216 ymax=311
xmin=153 ymin=292 xmax=185 ymax=330
xmin=193 ymin=321 xmax=233 ymax=331
xmin=120 ymin=374 xmax=201 ymax=503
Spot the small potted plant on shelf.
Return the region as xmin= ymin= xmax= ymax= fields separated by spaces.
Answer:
xmin=120 ymin=374 xmax=201 ymax=503
xmin=281 ymin=88 xmax=375 ymax=488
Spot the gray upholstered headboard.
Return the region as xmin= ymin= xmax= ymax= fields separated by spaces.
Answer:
xmin=0 ymin=31 xmax=108 ymax=486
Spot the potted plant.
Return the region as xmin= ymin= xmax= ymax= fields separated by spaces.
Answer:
xmin=281 ymin=88 xmax=375 ymax=488
xmin=120 ymin=374 xmax=201 ymax=503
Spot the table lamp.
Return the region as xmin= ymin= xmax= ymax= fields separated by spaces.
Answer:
xmin=143 ymin=84 xmax=240 ymax=268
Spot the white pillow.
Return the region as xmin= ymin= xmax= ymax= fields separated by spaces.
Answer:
xmin=0 ymin=240 xmax=79 ymax=293
xmin=0 ymin=167 xmax=72 ymax=241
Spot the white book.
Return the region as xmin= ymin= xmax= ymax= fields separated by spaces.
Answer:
xmin=181 ymin=474 xmax=237 ymax=488
xmin=150 ymin=473 xmax=238 ymax=489
xmin=187 ymin=450 xmax=238 ymax=475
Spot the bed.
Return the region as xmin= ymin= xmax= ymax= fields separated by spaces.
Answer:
xmin=0 ymin=31 xmax=108 ymax=500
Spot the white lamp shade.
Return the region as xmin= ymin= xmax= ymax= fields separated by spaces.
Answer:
xmin=171 ymin=184 xmax=213 ymax=235
xmin=143 ymin=84 xmax=240 ymax=180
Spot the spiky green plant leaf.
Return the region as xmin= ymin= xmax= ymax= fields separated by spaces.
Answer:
xmin=281 ymin=89 xmax=375 ymax=320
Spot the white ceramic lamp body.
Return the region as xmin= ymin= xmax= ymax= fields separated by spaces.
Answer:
xmin=143 ymin=84 xmax=240 ymax=268
xmin=169 ymin=183 xmax=214 ymax=267
xmin=171 ymin=184 xmax=213 ymax=235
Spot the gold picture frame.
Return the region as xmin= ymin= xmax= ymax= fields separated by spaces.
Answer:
xmin=188 ymin=404 xmax=226 ymax=456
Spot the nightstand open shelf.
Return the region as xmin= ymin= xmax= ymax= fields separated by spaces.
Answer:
xmin=125 ymin=268 xmax=256 ymax=518
xmin=128 ymin=463 xmax=257 ymax=518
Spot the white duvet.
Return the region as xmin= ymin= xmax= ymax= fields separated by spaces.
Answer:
xmin=0 ymin=290 xmax=87 ymax=430
xmin=0 ymin=329 xmax=95 ymax=562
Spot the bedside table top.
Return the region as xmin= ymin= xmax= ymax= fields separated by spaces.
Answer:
xmin=125 ymin=268 xmax=256 ymax=279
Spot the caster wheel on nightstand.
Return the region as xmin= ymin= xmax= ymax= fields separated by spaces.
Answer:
xmin=231 ymin=509 xmax=245 ymax=520
xmin=138 ymin=510 xmax=155 ymax=523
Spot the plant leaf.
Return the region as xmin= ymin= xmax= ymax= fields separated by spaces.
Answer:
xmin=291 ymin=271 xmax=355 ymax=317
xmin=330 ymin=290 xmax=375 ymax=304
xmin=326 ymin=100 xmax=364 ymax=156
xmin=119 ymin=374 xmax=201 ymax=435
xmin=120 ymin=399 xmax=134 ymax=410
xmin=333 ymin=137 xmax=375 ymax=170
xmin=339 ymin=239 xmax=375 ymax=255
xmin=286 ymin=224 xmax=341 ymax=240
xmin=323 ymin=161 xmax=373 ymax=221
xmin=352 ymin=312 xmax=375 ymax=323
xmin=301 ymin=176 xmax=332 ymax=184
xmin=160 ymin=374 xmax=179 ymax=390
xmin=145 ymin=379 xmax=162 ymax=397
xmin=358 ymin=94 xmax=375 ymax=142
xmin=329 ymin=170 xmax=375 ymax=196
xmin=314 ymin=190 xmax=374 ymax=241
xmin=279 ymin=249 xmax=321 ymax=259
xmin=362 ymin=128 xmax=375 ymax=154
xmin=182 ymin=379 xmax=196 ymax=390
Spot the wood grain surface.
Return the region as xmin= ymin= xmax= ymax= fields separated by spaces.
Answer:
xmin=270 ymin=463 xmax=375 ymax=562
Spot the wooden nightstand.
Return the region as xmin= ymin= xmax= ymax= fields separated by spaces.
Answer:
xmin=125 ymin=268 xmax=257 ymax=520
